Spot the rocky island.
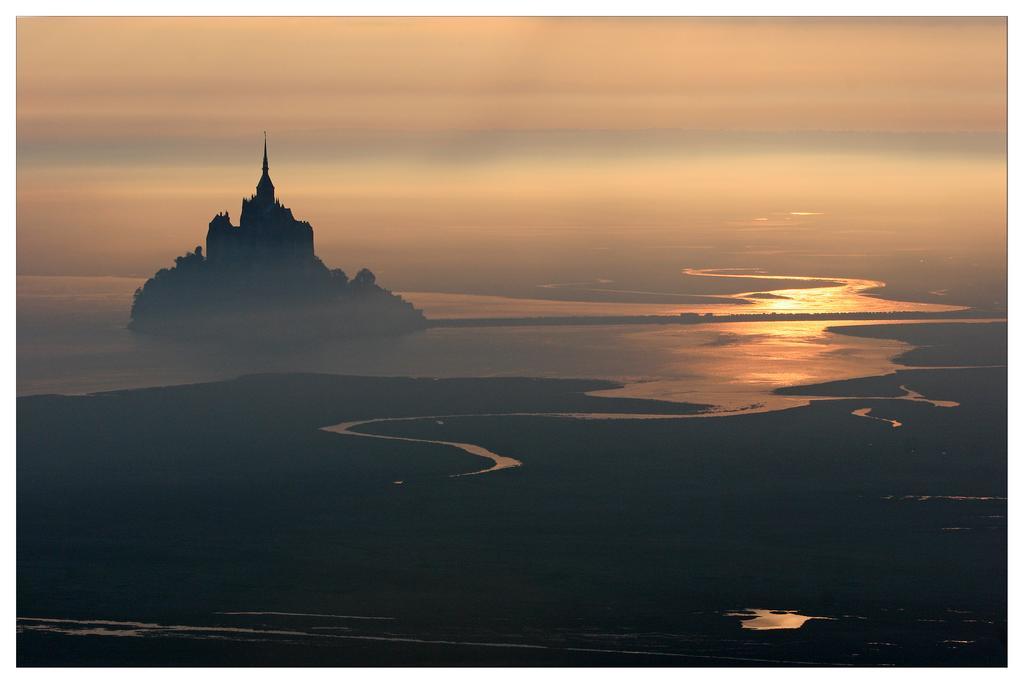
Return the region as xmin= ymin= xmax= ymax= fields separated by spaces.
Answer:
xmin=129 ymin=136 xmax=426 ymax=341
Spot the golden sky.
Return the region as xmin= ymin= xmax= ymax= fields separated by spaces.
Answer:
xmin=16 ymin=17 xmax=1007 ymax=296
xmin=18 ymin=17 xmax=1006 ymax=136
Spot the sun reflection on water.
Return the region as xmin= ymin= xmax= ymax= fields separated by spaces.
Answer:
xmin=404 ymin=268 xmax=962 ymax=320
xmin=681 ymin=268 xmax=960 ymax=315
xmin=587 ymin=319 xmax=911 ymax=412
xmin=727 ymin=609 xmax=834 ymax=631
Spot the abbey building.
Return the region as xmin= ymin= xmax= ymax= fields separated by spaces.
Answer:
xmin=205 ymin=135 xmax=315 ymax=266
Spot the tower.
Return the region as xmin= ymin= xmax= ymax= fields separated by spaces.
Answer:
xmin=255 ymin=131 xmax=275 ymax=206
xmin=210 ymin=136 xmax=315 ymax=265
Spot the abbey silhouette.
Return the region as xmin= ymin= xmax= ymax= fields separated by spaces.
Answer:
xmin=130 ymin=136 xmax=425 ymax=340
xmin=206 ymin=135 xmax=314 ymax=267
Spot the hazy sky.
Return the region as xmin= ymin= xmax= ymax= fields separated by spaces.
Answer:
xmin=17 ymin=17 xmax=1006 ymax=303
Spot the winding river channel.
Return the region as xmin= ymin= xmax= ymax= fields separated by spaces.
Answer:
xmin=321 ymin=383 xmax=962 ymax=479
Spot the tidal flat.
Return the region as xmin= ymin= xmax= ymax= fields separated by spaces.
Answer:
xmin=17 ymin=322 xmax=1006 ymax=666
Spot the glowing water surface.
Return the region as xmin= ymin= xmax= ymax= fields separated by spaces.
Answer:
xmin=851 ymin=408 xmax=903 ymax=428
xmin=401 ymin=268 xmax=962 ymax=319
xmin=583 ymin=320 xmax=910 ymax=412
xmin=726 ymin=609 xmax=835 ymax=631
